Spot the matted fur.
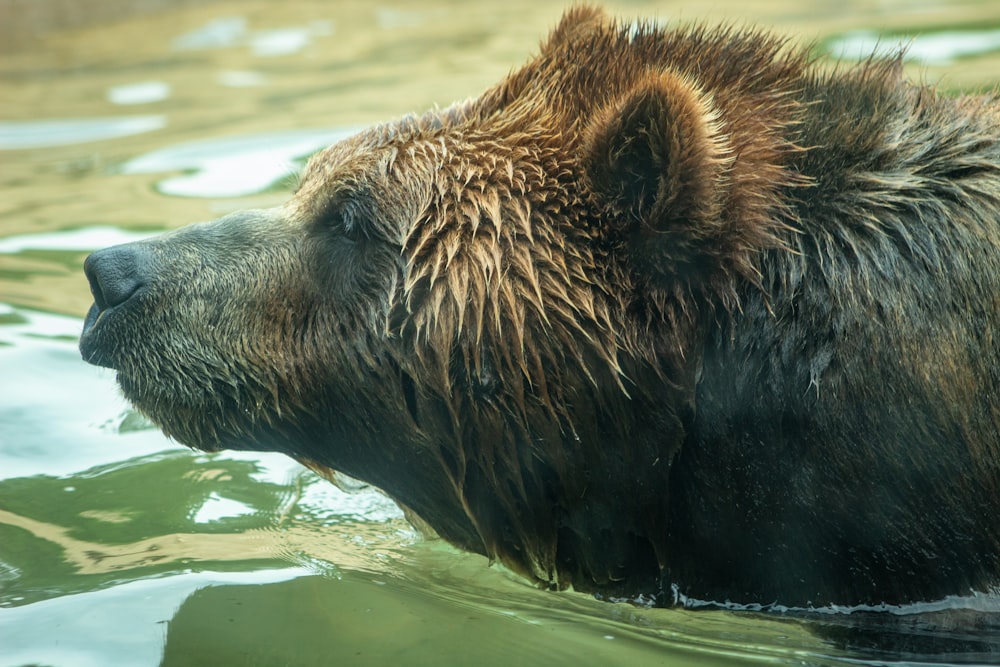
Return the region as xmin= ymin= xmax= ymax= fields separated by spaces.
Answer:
xmin=80 ymin=7 xmax=1000 ymax=608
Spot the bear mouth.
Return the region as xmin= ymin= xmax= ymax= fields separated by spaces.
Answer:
xmin=80 ymin=302 xmax=115 ymax=368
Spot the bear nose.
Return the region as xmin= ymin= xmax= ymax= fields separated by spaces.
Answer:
xmin=84 ymin=244 xmax=152 ymax=310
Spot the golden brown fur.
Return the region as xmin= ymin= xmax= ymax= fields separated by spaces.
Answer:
xmin=81 ymin=7 xmax=1000 ymax=608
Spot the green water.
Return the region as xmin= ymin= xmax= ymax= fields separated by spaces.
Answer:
xmin=3 ymin=1 xmax=1000 ymax=665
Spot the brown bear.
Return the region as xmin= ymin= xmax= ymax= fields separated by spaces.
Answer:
xmin=80 ymin=7 xmax=1000 ymax=609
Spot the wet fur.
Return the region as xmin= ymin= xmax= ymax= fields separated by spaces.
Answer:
xmin=81 ymin=7 xmax=1000 ymax=607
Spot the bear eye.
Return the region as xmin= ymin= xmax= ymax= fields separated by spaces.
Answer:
xmin=320 ymin=193 xmax=369 ymax=242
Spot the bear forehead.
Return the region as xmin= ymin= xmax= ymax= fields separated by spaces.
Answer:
xmin=298 ymin=131 xmax=395 ymax=197
xmin=294 ymin=107 xmax=466 ymax=204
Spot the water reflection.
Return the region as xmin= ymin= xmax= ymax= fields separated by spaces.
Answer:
xmin=121 ymin=127 xmax=360 ymax=198
xmin=2 ymin=568 xmax=308 ymax=667
xmin=108 ymin=81 xmax=172 ymax=106
xmin=159 ymin=574 xmax=725 ymax=667
xmin=0 ymin=117 xmax=166 ymax=150
xmin=828 ymin=27 xmax=1000 ymax=65
xmin=172 ymin=16 xmax=334 ymax=57
xmin=0 ymin=228 xmax=159 ymax=254
xmin=0 ymin=449 xmax=410 ymax=593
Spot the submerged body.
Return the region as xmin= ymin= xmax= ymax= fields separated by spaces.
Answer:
xmin=80 ymin=8 xmax=1000 ymax=608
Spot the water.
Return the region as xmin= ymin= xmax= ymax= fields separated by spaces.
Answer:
xmin=3 ymin=1 xmax=1000 ymax=665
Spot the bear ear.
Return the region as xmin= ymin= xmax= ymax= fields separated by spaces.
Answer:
xmin=584 ymin=70 xmax=732 ymax=287
xmin=542 ymin=6 xmax=609 ymax=52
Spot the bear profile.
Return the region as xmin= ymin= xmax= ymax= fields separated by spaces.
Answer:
xmin=80 ymin=7 xmax=1000 ymax=608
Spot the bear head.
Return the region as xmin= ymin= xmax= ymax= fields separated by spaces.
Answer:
xmin=80 ymin=7 xmax=803 ymax=597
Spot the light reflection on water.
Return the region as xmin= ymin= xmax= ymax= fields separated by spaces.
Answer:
xmin=0 ymin=116 xmax=167 ymax=150
xmin=1 ymin=568 xmax=310 ymax=667
xmin=120 ymin=128 xmax=360 ymax=198
xmin=3 ymin=1 xmax=1000 ymax=665
xmin=828 ymin=28 xmax=1000 ymax=66
xmin=0 ymin=228 xmax=160 ymax=254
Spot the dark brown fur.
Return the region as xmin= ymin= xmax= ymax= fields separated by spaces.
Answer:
xmin=80 ymin=8 xmax=1000 ymax=608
